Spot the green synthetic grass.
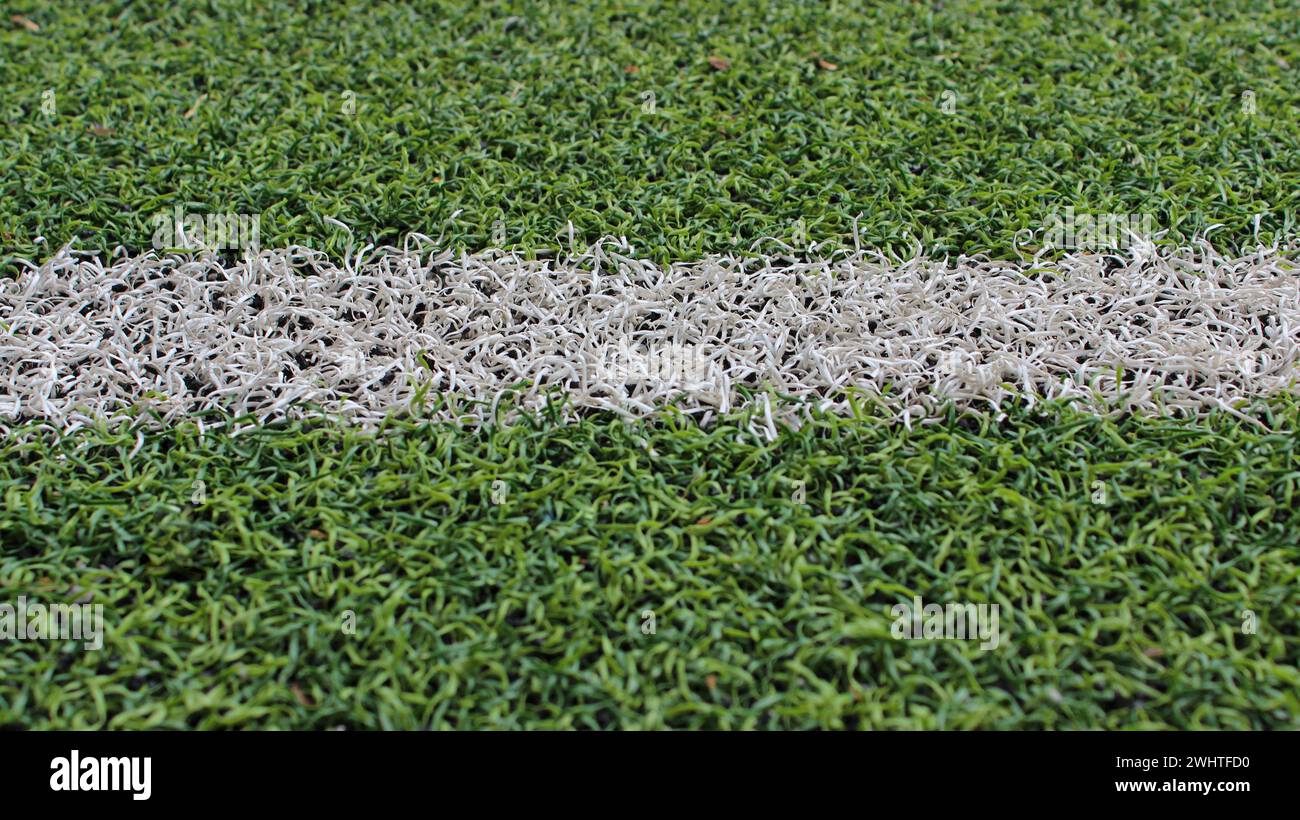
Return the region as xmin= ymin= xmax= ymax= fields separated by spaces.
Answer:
xmin=3 ymin=0 xmax=1298 ymax=732
xmin=1 ymin=401 xmax=1297 ymax=729
xmin=2 ymin=0 xmax=1298 ymax=270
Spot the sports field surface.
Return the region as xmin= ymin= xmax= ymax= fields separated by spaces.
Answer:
xmin=1 ymin=1 xmax=1297 ymax=730
xmin=3 ymin=0 xmax=1298 ymax=264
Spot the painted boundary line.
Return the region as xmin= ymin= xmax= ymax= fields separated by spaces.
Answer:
xmin=2 ymin=240 xmax=1298 ymax=433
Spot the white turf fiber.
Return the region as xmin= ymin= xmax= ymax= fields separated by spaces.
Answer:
xmin=2 ymin=238 xmax=1298 ymax=434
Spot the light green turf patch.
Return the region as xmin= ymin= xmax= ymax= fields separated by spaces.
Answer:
xmin=2 ymin=0 xmax=1298 ymax=271
xmin=1 ymin=401 xmax=1296 ymax=729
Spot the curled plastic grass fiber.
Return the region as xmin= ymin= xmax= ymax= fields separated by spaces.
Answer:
xmin=2 ymin=0 xmax=1298 ymax=267
xmin=3 ymin=240 xmax=1298 ymax=432
xmin=1 ymin=402 xmax=1296 ymax=729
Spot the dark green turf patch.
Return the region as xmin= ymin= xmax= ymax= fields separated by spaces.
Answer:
xmin=1 ymin=401 xmax=1296 ymax=728
xmin=2 ymin=0 xmax=1298 ymax=269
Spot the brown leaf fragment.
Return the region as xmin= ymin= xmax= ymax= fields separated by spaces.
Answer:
xmin=184 ymin=93 xmax=207 ymax=119
xmin=289 ymin=683 xmax=315 ymax=707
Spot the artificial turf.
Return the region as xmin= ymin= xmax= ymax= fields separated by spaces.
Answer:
xmin=2 ymin=0 xmax=1298 ymax=731
xmin=2 ymin=0 xmax=1299 ymax=270
xmin=2 ymin=401 xmax=1296 ymax=729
